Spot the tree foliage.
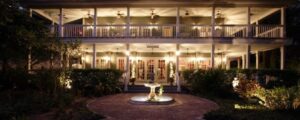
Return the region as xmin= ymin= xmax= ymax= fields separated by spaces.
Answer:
xmin=0 ymin=0 xmax=63 ymax=71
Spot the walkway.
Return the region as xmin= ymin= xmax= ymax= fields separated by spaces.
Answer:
xmin=87 ymin=93 xmax=218 ymax=120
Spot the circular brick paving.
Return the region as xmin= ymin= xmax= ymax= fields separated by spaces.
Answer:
xmin=87 ymin=93 xmax=218 ymax=120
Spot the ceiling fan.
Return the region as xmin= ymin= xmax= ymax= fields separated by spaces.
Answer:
xmin=85 ymin=11 xmax=94 ymax=24
xmin=215 ymin=10 xmax=224 ymax=25
xmin=150 ymin=9 xmax=159 ymax=19
xmin=185 ymin=10 xmax=190 ymax=16
xmin=117 ymin=11 xmax=124 ymax=18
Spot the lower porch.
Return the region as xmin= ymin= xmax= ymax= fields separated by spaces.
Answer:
xmin=68 ymin=43 xmax=285 ymax=91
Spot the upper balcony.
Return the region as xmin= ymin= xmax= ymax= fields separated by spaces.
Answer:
xmin=49 ymin=24 xmax=284 ymax=39
xmin=32 ymin=7 xmax=286 ymax=42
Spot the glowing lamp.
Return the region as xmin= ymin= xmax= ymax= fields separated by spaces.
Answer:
xmin=125 ymin=51 xmax=130 ymax=56
xmin=175 ymin=51 xmax=180 ymax=56
xmin=232 ymin=77 xmax=239 ymax=88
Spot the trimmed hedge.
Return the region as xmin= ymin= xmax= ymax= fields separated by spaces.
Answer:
xmin=183 ymin=69 xmax=299 ymax=98
xmin=70 ymin=69 xmax=123 ymax=97
xmin=184 ymin=69 xmax=235 ymax=98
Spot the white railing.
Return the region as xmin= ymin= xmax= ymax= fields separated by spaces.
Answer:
xmin=130 ymin=25 xmax=176 ymax=38
xmin=49 ymin=24 xmax=284 ymax=39
xmin=179 ymin=25 xmax=212 ymax=38
xmin=214 ymin=25 xmax=248 ymax=38
xmin=96 ymin=25 xmax=126 ymax=37
xmin=252 ymin=25 xmax=283 ymax=38
xmin=63 ymin=25 xmax=93 ymax=37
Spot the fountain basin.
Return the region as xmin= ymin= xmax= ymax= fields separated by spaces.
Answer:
xmin=130 ymin=95 xmax=175 ymax=105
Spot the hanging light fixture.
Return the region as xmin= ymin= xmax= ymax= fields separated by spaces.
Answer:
xmin=185 ymin=10 xmax=189 ymax=16
xmin=150 ymin=9 xmax=157 ymax=19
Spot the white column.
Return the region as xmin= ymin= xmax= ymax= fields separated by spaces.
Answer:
xmin=242 ymin=55 xmax=245 ymax=69
xmin=210 ymin=44 xmax=215 ymax=68
xmin=126 ymin=7 xmax=130 ymax=37
xmin=93 ymin=8 xmax=97 ymax=37
xmin=280 ymin=46 xmax=285 ymax=70
xmin=237 ymin=58 xmax=241 ymax=69
xmin=247 ymin=7 xmax=252 ymax=37
xmin=226 ymin=57 xmax=230 ymax=70
xmin=60 ymin=52 xmax=63 ymax=68
xmin=124 ymin=44 xmax=130 ymax=91
xmin=245 ymin=45 xmax=251 ymax=69
xmin=255 ymin=21 xmax=259 ymax=37
xmin=92 ymin=44 xmax=96 ymax=68
xmin=176 ymin=44 xmax=181 ymax=92
xmin=28 ymin=9 xmax=33 ymax=71
xmin=256 ymin=51 xmax=259 ymax=69
xmin=66 ymin=53 xmax=70 ymax=68
xmin=211 ymin=7 xmax=215 ymax=37
xmin=59 ymin=8 xmax=63 ymax=37
xmin=281 ymin=7 xmax=286 ymax=38
xmin=176 ymin=7 xmax=180 ymax=37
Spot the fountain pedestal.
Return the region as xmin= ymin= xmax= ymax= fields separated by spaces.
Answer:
xmin=129 ymin=83 xmax=175 ymax=105
xmin=144 ymin=83 xmax=160 ymax=101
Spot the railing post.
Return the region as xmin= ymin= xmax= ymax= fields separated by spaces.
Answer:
xmin=211 ymin=7 xmax=215 ymax=37
xmin=126 ymin=7 xmax=130 ymax=37
xmin=93 ymin=8 xmax=97 ymax=37
xmin=176 ymin=7 xmax=180 ymax=37
xmin=59 ymin=8 xmax=63 ymax=37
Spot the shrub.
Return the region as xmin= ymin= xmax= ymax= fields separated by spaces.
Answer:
xmin=70 ymin=69 xmax=123 ymax=97
xmin=185 ymin=69 xmax=234 ymax=98
xmin=252 ymin=87 xmax=300 ymax=110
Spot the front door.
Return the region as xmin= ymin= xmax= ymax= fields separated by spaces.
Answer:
xmin=145 ymin=58 xmax=167 ymax=83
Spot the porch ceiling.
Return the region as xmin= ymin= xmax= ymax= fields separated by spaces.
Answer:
xmin=33 ymin=7 xmax=280 ymax=24
xmin=80 ymin=43 xmax=281 ymax=57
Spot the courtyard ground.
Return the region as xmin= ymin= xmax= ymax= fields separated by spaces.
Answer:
xmin=87 ymin=93 xmax=218 ymax=120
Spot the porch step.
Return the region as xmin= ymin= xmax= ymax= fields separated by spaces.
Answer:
xmin=126 ymin=85 xmax=179 ymax=93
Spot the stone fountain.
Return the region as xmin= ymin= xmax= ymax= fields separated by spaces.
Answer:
xmin=130 ymin=83 xmax=174 ymax=105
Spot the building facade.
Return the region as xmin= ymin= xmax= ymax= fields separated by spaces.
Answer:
xmin=22 ymin=0 xmax=294 ymax=91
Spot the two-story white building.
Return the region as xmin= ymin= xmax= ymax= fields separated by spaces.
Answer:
xmin=21 ymin=0 xmax=294 ymax=91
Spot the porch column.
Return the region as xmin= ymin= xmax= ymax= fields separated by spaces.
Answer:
xmin=210 ymin=44 xmax=215 ymax=68
xmin=247 ymin=7 xmax=252 ymax=37
xmin=176 ymin=7 xmax=180 ymax=37
xmin=237 ymin=58 xmax=241 ymax=69
xmin=256 ymin=51 xmax=259 ymax=69
xmin=242 ymin=55 xmax=245 ymax=69
xmin=176 ymin=44 xmax=181 ymax=92
xmin=226 ymin=57 xmax=230 ymax=70
xmin=28 ymin=9 xmax=33 ymax=71
xmin=93 ymin=8 xmax=97 ymax=37
xmin=92 ymin=44 xmax=96 ymax=68
xmin=59 ymin=8 xmax=63 ymax=37
xmin=280 ymin=46 xmax=285 ymax=70
xmin=281 ymin=7 xmax=286 ymax=38
xmin=245 ymin=45 xmax=251 ymax=69
xmin=60 ymin=52 xmax=63 ymax=68
xmin=66 ymin=53 xmax=70 ymax=68
xmin=124 ymin=44 xmax=130 ymax=91
xmin=126 ymin=7 xmax=130 ymax=37
xmin=255 ymin=21 xmax=259 ymax=37
xmin=211 ymin=6 xmax=216 ymax=37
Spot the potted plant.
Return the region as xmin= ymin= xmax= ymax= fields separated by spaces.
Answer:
xmin=168 ymin=77 xmax=174 ymax=86
xmin=130 ymin=78 xmax=136 ymax=85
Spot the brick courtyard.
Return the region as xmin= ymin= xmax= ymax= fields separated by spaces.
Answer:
xmin=87 ymin=93 xmax=219 ymax=120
